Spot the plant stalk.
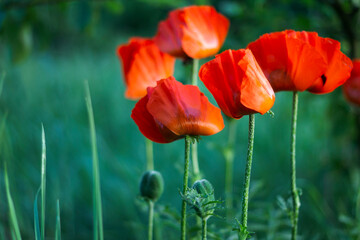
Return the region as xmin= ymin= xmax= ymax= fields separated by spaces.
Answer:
xmin=181 ymin=136 xmax=191 ymax=240
xmin=225 ymin=119 xmax=237 ymax=218
xmin=201 ymin=218 xmax=207 ymax=240
xmin=290 ymin=91 xmax=300 ymax=240
xmin=191 ymin=58 xmax=201 ymax=182
xmin=145 ymin=138 xmax=154 ymax=170
xmin=241 ymin=114 xmax=255 ymax=228
xmin=148 ymin=201 xmax=154 ymax=240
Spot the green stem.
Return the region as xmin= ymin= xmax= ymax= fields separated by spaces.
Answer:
xmin=192 ymin=142 xmax=200 ymax=182
xmin=148 ymin=201 xmax=154 ymax=240
xmin=191 ymin=58 xmax=200 ymax=182
xmin=290 ymin=91 xmax=300 ymax=240
xmin=145 ymin=138 xmax=154 ymax=170
xmin=191 ymin=59 xmax=199 ymax=86
xmin=241 ymin=114 xmax=255 ymax=228
xmin=41 ymin=125 xmax=46 ymax=240
xmin=201 ymin=218 xmax=207 ymax=240
xmin=225 ymin=119 xmax=237 ymax=218
xmin=181 ymin=136 xmax=191 ymax=240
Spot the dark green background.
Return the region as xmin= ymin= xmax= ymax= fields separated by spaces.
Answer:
xmin=0 ymin=0 xmax=360 ymax=239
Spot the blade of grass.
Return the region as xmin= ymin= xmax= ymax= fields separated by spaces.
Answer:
xmin=34 ymin=187 xmax=41 ymax=240
xmin=4 ymin=163 xmax=22 ymax=240
xmin=0 ymin=72 xmax=5 ymax=98
xmin=85 ymin=81 xmax=104 ymax=240
xmin=41 ymin=124 xmax=46 ymax=240
xmin=55 ymin=199 xmax=61 ymax=240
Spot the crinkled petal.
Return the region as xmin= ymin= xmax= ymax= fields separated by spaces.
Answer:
xmin=131 ymin=94 xmax=181 ymax=143
xmin=147 ymin=77 xmax=224 ymax=136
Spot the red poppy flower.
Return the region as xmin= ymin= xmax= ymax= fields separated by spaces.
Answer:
xmin=247 ymin=30 xmax=353 ymax=94
xmin=131 ymin=76 xmax=225 ymax=143
xmin=199 ymin=49 xmax=275 ymax=119
xmin=343 ymin=60 xmax=360 ymax=106
xmin=154 ymin=6 xmax=230 ymax=59
xmin=117 ymin=38 xmax=175 ymax=100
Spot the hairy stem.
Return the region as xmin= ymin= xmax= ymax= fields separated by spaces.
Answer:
xmin=290 ymin=91 xmax=300 ymax=240
xmin=181 ymin=136 xmax=191 ymax=240
xmin=241 ymin=114 xmax=255 ymax=228
xmin=201 ymin=218 xmax=207 ymax=240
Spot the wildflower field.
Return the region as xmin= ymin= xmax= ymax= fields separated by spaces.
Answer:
xmin=1 ymin=0 xmax=360 ymax=240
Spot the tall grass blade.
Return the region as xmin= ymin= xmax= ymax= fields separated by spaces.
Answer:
xmin=34 ymin=187 xmax=41 ymax=240
xmin=0 ymin=72 xmax=5 ymax=98
xmin=85 ymin=81 xmax=104 ymax=240
xmin=40 ymin=125 xmax=46 ymax=240
xmin=55 ymin=199 xmax=61 ymax=240
xmin=4 ymin=163 xmax=22 ymax=240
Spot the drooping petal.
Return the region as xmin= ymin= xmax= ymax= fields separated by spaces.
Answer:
xmin=343 ymin=60 xmax=360 ymax=106
xmin=238 ymin=50 xmax=275 ymax=114
xmin=199 ymin=49 xmax=275 ymax=119
xmin=146 ymin=77 xmax=224 ymax=136
xmin=117 ymin=38 xmax=175 ymax=99
xmin=131 ymin=93 xmax=181 ymax=143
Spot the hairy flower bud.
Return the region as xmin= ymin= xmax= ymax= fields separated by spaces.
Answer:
xmin=140 ymin=170 xmax=164 ymax=202
xmin=189 ymin=179 xmax=216 ymax=219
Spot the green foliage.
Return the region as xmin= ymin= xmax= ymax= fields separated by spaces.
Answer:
xmin=0 ymin=0 xmax=359 ymax=239
xmin=85 ymin=81 xmax=104 ymax=240
xmin=4 ymin=163 xmax=22 ymax=240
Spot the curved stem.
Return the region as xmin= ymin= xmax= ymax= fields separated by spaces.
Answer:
xmin=148 ymin=201 xmax=154 ymax=240
xmin=191 ymin=58 xmax=201 ymax=182
xmin=145 ymin=138 xmax=154 ymax=170
xmin=290 ymin=91 xmax=300 ymax=240
xmin=201 ymin=218 xmax=207 ymax=240
xmin=241 ymin=114 xmax=255 ymax=228
xmin=181 ymin=136 xmax=191 ymax=240
xmin=225 ymin=119 xmax=237 ymax=218
xmin=191 ymin=59 xmax=199 ymax=86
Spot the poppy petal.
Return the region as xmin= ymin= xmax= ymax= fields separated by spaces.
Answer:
xmin=117 ymin=38 xmax=175 ymax=100
xmin=154 ymin=10 xmax=186 ymax=58
xmin=131 ymin=93 xmax=181 ymax=143
xmin=247 ymin=30 xmax=327 ymax=92
xmin=154 ymin=6 xmax=229 ymax=59
xmin=181 ymin=6 xmax=230 ymax=59
xmin=199 ymin=49 xmax=275 ymax=119
xmin=147 ymin=77 xmax=224 ymax=136
xmin=239 ymin=50 xmax=275 ymax=114
xmin=343 ymin=60 xmax=360 ymax=106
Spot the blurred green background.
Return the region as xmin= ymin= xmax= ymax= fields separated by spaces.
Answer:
xmin=0 ymin=0 xmax=360 ymax=239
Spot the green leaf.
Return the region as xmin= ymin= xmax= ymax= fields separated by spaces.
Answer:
xmin=34 ymin=187 xmax=41 ymax=240
xmin=41 ymin=125 xmax=46 ymax=240
xmin=85 ymin=81 xmax=104 ymax=240
xmin=4 ymin=163 xmax=22 ymax=240
xmin=55 ymin=200 xmax=61 ymax=240
xmin=0 ymin=72 xmax=5 ymax=99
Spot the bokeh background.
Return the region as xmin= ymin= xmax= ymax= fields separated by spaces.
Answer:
xmin=1 ymin=0 xmax=360 ymax=239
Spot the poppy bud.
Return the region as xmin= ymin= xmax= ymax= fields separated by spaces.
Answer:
xmin=191 ymin=179 xmax=216 ymax=219
xmin=140 ymin=170 xmax=164 ymax=202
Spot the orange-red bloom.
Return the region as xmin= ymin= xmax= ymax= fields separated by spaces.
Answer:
xmin=117 ymin=38 xmax=175 ymax=100
xmin=199 ymin=49 xmax=275 ymax=119
xmin=154 ymin=6 xmax=230 ymax=59
xmin=343 ymin=60 xmax=360 ymax=106
xmin=247 ymin=30 xmax=353 ymax=94
xmin=131 ymin=76 xmax=225 ymax=143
